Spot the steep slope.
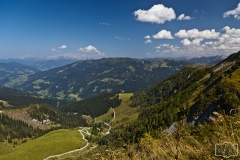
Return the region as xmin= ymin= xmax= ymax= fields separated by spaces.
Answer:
xmin=118 ymin=51 xmax=240 ymax=142
xmin=1 ymin=58 xmax=192 ymax=101
xmin=73 ymin=51 xmax=240 ymax=160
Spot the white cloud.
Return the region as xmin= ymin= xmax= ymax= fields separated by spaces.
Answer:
xmin=144 ymin=35 xmax=151 ymax=39
xmin=177 ymin=14 xmax=192 ymax=20
xmin=52 ymin=49 xmax=56 ymax=52
xmin=222 ymin=26 xmax=240 ymax=38
xmin=115 ymin=36 xmax=125 ymax=40
xmin=223 ymin=3 xmax=240 ymax=20
xmin=159 ymin=26 xmax=240 ymax=57
xmin=205 ymin=41 xmax=213 ymax=45
xmin=181 ymin=39 xmax=191 ymax=46
xmin=153 ymin=30 xmax=174 ymax=39
xmin=133 ymin=4 xmax=176 ymax=24
xmin=175 ymin=29 xmax=220 ymax=39
xmin=181 ymin=38 xmax=203 ymax=46
xmin=145 ymin=39 xmax=152 ymax=44
xmin=59 ymin=45 xmax=67 ymax=49
xmin=162 ymin=44 xmax=170 ymax=47
xmin=78 ymin=45 xmax=104 ymax=56
xmin=156 ymin=44 xmax=170 ymax=49
xmin=99 ymin=22 xmax=111 ymax=25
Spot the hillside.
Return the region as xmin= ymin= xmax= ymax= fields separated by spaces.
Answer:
xmin=0 ymin=129 xmax=86 ymax=160
xmin=0 ymin=51 xmax=239 ymax=159
xmin=0 ymin=58 xmax=193 ymax=101
xmin=0 ymin=62 xmax=40 ymax=81
xmin=61 ymin=92 xmax=122 ymax=118
xmin=73 ymin=51 xmax=240 ymax=159
xmin=0 ymin=86 xmax=68 ymax=108
xmin=121 ymin=51 xmax=240 ymax=141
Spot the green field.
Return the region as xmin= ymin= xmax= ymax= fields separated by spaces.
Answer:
xmin=0 ymin=129 xmax=86 ymax=160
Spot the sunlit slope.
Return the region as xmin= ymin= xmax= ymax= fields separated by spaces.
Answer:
xmin=96 ymin=93 xmax=142 ymax=128
xmin=1 ymin=58 xmax=192 ymax=101
xmin=0 ymin=129 xmax=86 ymax=160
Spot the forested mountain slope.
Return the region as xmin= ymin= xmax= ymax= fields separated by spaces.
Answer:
xmin=0 ymin=58 xmax=192 ymax=101
xmin=61 ymin=93 xmax=122 ymax=118
xmin=0 ymin=104 xmax=87 ymax=146
xmin=79 ymin=51 xmax=240 ymax=159
xmin=120 ymin=51 xmax=240 ymax=142
xmin=0 ymin=62 xmax=40 ymax=80
xmin=0 ymin=86 xmax=68 ymax=108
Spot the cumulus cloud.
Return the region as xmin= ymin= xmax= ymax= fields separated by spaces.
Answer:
xmin=181 ymin=38 xmax=203 ymax=46
xmin=153 ymin=30 xmax=174 ymax=39
xmin=175 ymin=29 xmax=220 ymax=39
xmin=78 ymin=45 xmax=104 ymax=56
xmin=158 ymin=26 xmax=240 ymax=57
xmin=144 ymin=35 xmax=151 ymax=39
xmin=59 ymin=45 xmax=67 ymax=49
xmin=223 ymin=3 xmax=240 ymax=20
xmin=145 ymin=39 xmax=152 ymax=44
xmin=133 ymin=4 xmax=176 ymax=24
xmin=222 ymin=26 xmax=240 ymax=38
xmin=177 ymin=14 xmax=192 ymax=20
xmin=52 ymin=49 xmax=56 ymax=52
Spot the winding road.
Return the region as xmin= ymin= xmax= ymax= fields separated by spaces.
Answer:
xmin=43 ymin=128 xmax=90 ymax=160
xmin=43 ymin=108 xmax=116 ymax=159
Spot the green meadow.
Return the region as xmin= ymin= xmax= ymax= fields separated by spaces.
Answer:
xmin=0 ymin=129 xmax=86 ymax=160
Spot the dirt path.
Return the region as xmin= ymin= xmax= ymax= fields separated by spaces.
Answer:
xmin=106 ymin=108 xmax=115 ymax=135
xmin=43 ymin=128 xmax=90 ymax=160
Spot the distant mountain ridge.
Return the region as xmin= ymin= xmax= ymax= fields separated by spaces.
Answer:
xmin=184 ymin=55 xmax=227 ymax=65
xmin=0 ymin=58 xmax=193 ymax=101
xmin=30 ymin=59 xmax=77 ymax=71
xmin=0 ymin=58 xmax=78 ymax=71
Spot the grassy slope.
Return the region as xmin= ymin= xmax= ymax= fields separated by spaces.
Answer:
xmin=84 ymin=113 xmax=240 ymax=160
xmin=0 ymin=129 xmax=86 ymax=160
xmin=96 ymin=93 xmax=142 ymax=128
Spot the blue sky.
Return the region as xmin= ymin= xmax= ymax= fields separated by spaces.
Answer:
xmin=0 ymin=0 xmax=240 ymax=59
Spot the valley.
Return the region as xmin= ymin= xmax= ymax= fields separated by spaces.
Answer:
xmin=1 ymin=1 xmax=240 ymax=159
xmin=0 ymin=51 xmax=239 ymax=159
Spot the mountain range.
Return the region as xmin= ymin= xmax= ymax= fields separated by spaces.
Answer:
xmin=0 ymin=52 xmax=239 ymax=159
xmin=0 ymin=58 xmax=193 ymax=101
